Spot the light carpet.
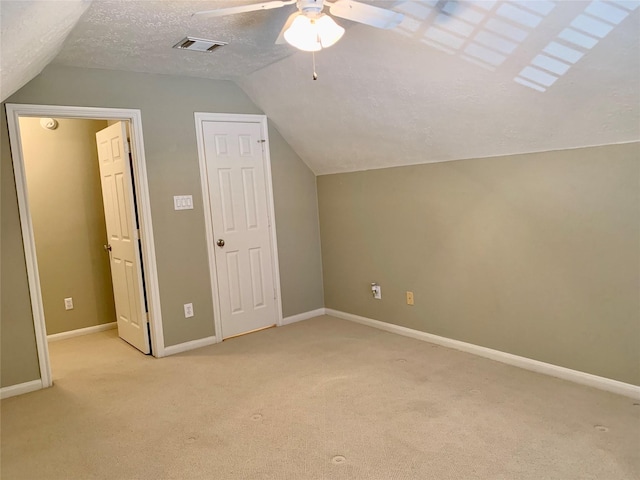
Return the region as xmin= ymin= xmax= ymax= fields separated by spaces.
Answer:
xmin=1 ymin=315 xmax=639 ymax=479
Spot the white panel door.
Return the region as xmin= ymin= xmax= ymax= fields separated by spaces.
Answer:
xmin=203 ymin=120 xmax=277 ymax=339
xmin=96 ymin=122 xmax=150 ymax=353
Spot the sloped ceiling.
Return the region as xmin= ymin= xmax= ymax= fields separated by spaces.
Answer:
xmin=2 ymin=0 xmax=639 ymax=174
xmin=0 ymin=0 xmax=92 ymax=101
xmin=239 ymin=0 xmax=640 ymax=174
xmin=50 ymin=0 xmax=299 ymax=79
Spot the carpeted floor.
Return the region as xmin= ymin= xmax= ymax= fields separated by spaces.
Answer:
xmin=1 ymin=315 xmax=639 ymax=479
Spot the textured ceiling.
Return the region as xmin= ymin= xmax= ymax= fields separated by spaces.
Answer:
xmin=0 ymin=0 xmax=92 ymax=100
xmin=2 ymin=1 xmax=639 ymax=174
xmin=239 ymin=0 xmax=640 ymax=173
xmin=52 ymin=0 xmax=300 ymax=79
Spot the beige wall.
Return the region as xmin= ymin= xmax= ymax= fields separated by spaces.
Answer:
xmin=1 ymin=112 xmax=41 ymax=386
xmin=19 ymin=117 xmax=115 ymax=335
xmin=318 ymin=143 xmax=640 ymax=385
xmin=1 ymin=65 xmax=324 ymax=387
xmin=268 ymin=125 xmax=324 ymax=316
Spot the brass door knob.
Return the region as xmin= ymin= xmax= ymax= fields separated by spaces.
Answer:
xmin=216 ymin=239 xmax=225 ymax=247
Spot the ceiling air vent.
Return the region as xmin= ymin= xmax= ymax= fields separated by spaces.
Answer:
xmin=173 ymin=37 xmax=228 ymax=53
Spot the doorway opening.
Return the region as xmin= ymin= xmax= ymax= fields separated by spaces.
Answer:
xmin=6 ymin=104 xmax=165 ymax=390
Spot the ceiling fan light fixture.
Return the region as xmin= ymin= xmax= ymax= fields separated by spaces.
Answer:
xmin=283 ymin=13 xmax=345 ymax=52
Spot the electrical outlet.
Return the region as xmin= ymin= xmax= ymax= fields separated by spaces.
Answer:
xmin=184 ymin=303 xmax=194 ymax=318
xmin=64 ymin=297 xmax=74 ymax=310
xmin=406 ymin=291 xmax=414 ymax=306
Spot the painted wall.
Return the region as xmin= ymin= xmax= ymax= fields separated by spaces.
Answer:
xmin=1 ymin=112 xmax=41 ymax=387
xmin=268 ymin=125 xmax=324 ymax=316
xmin=19 ymin=117 xmax=115 ymax=335
xmin=318 ymin=143 xmax=640 ymax=385
xmin=1 ymin=65 xmax=324 ymax=387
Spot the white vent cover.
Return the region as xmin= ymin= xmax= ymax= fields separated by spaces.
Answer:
xmin=173 ymin=36 xmax=228 ymax=52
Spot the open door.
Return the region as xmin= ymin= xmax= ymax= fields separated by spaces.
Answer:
xmin=96 ymin=122 xmax=150 ymax=353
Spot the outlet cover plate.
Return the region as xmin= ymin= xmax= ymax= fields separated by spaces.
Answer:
xmin=406 ymin=291 xmax=414 ymax=305
xmin=64 ymin=297 xmax=74 ymax=310
xmin=372 ymin=285 xmax=382 ymax=300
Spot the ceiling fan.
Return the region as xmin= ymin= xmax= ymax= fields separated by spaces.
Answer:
xmin=193 ymin=0 xmax=404 ymax=52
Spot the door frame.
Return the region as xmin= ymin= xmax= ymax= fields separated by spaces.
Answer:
xmin=194 ymin=113 xmax=283 ymax=340
xmin=6 ymin=104 xmax=166 ymax=389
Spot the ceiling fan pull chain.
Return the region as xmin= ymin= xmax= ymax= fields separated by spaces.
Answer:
xmin=312 ymin=51 xmax=318 ymax=80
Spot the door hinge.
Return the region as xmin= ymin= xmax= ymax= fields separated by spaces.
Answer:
xmin=125 ymin=140 xmax=131 ymax=155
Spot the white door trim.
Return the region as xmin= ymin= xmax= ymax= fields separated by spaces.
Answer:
xmin=6 ymin=104 xmax=166 ymax=389
xmin=194 ymin=113 xmax=283 ymax=341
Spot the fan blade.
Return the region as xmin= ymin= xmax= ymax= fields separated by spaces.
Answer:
xmin=275 ymin=12 xmax=300 ymax=44
xmin=193 ymin=0 xmax=295 ymax=19
xmin=328 ymin=0 xmax=404 ymax=29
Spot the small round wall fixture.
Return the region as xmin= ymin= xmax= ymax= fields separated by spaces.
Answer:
xmin=40 ymin=118 xmax=58 ymax=130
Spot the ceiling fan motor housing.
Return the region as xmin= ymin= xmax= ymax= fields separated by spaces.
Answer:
xmin=298 ymin=0 xmax=324 ymax=17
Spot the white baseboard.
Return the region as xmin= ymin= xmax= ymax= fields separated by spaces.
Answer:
xmin=325 ymin=309 xmax=640 ymax=400
xmin=163 ymin=335 xmax=218 ymax=356
xmin=281 ymin=308 xmax=326 ymax=326
xmin=1 ymin=379 xmax=43 ymax=399
xmin=164 ymin=308 xmax=328 ymax=355
xmin=47 ymin=322 xmax=117 ymax=342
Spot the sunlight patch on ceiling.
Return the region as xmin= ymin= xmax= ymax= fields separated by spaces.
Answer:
xmin=392 ymin=0 xmax=638 ymax=92
xmin=515 ymin=0 xmax=638 ymax=92
xmin=394 ymin=0 xmax=555 ymax=71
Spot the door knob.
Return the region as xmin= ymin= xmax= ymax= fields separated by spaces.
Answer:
xmin=216 ymin=239 xmax=225 ymax=247
xmin=103 ymin=244 xmax=112 ymax=252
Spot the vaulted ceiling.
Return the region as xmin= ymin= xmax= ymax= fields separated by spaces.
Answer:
xmin=2 ymin=0 xmax=639 ymax=174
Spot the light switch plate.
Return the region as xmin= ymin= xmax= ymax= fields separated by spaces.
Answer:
xmin=174 ymin=195 xmax=194 ymax=210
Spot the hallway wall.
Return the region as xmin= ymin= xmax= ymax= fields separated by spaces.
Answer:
xmin=19 ymin=117 xmax=115 ymax=335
